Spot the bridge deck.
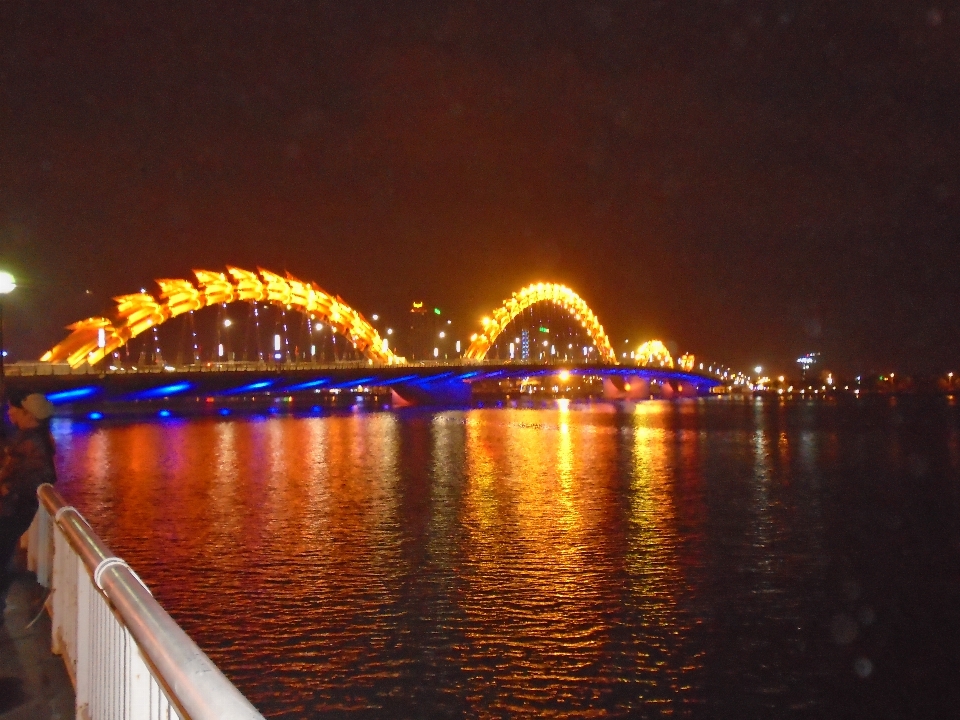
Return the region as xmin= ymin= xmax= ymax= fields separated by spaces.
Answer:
xmin=0 ymin=566 xmax=74 ymax=719
xmin=5 ymin=361 xmax=722 ymax=406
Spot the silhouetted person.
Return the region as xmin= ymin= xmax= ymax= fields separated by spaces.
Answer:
xmin=0 ymin=390 xmax=55 ymax=621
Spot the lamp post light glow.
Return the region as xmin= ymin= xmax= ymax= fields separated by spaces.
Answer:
xmin=0 ymin=272 xmax=14 ymax=295
xmin=0 ymin=271 xmax=16 ymax=396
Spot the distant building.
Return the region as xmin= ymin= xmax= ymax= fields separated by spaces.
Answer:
xmin=797 ymin=352 xmax=821 ymax=381
xmin=406 ymin=301 xmax=445 ymax=360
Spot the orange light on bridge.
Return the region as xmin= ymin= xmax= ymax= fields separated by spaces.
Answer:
xmin=40 ymin=267 xmax=403 ymax=368
xmin=464 ymin=283 xmax=617 ymax=364
xmin=635 ymin=340 xmax=674 ymax=369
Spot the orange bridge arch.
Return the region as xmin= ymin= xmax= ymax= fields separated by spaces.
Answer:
xmin=464 ymin=282 xmax=617 ymax=363
xmin=40 ymin=267 xmax=401 ymax=368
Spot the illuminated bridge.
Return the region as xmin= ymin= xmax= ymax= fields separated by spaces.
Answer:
xmin=8 ymin=267 xmax=725 ymax=409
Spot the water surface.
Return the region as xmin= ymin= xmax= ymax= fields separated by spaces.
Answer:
xmin=51 ymin=397 xmax=960 ymax=718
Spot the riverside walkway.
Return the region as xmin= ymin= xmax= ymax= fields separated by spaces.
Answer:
xmin=0 ymin=568 xmax=73 ymax=719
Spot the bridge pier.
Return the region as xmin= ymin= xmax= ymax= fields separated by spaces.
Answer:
xmin=391 ymin=379 xmax=472 ymax=407
xmin=601 ymin=378 xmax=626 ymax=400
xmin=624 ymin=376 xmax=650 ymax=399
xmin=658 ymin=379 xmax=700 ymax=399
xmin=602 ymin=375 xmax=650 ymax=400
xmin=389 ymin=389 xmax=415 ymax=407
xmin=678 ymin=381 xmax=700 ymax=398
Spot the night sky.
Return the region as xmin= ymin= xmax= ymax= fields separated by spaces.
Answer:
xmin=2 ymin=1 xmax=958 ymax=376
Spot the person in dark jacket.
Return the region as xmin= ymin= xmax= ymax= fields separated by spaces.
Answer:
xmin=0 ymin=390 xmax=56 ymax=619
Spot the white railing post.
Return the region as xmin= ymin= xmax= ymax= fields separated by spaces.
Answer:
xmin=51 ymin=525 xmax=80 ymax=680
xmin=128 ymin=641 xmax=156 ymax=720
xmin=36 ymin=505 xmax=53 ymax=587
xmin=75 ymin=557 xmax=97 ymax=719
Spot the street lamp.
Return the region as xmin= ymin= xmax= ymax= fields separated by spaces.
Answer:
xmin=0 ymin=271 xmax=16 ymax=397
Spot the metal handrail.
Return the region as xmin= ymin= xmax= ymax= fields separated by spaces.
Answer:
xmin=36 ymin=484 xmax=265 ymax=720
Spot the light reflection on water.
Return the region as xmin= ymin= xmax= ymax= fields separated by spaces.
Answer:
xmin=50 ymin=397 xmax=960 ymax=718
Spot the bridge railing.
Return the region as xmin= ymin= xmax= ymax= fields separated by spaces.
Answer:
xmin=23 ymin=484 xmax=265 ymax=720
xmin=6 ymin=360 xmax=392 ymax=375
xmin=6 ymin=357 xmax=610 ymax=377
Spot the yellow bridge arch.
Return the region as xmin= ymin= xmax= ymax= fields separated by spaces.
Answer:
xmin=40 ymin=267 xmax=401 ymax=368
xmin=464 ymin=282 xmax=617 ymax=363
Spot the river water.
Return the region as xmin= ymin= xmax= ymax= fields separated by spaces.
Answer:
xmin=50 ymin=396 xmax=960 ymax=719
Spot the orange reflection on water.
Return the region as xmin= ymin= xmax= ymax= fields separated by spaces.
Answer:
xmin=195 ymin=413 xmax=409 ymax=704
xmin=457 ymin=405 xmax=641 ymax=716
xmin=627 ymin=401 xmax=703 ymax=706
xmin=46 ymin=398 xmax=946 ymax=717
xmin=52 ymin=403 xmax=707 ymax=717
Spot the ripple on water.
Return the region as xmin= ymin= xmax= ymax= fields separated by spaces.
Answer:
xmin=50 ymin=399 xmax=960 ymax=718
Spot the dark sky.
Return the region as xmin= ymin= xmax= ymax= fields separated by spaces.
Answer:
xmin=2 ymin=1 xmax=959 ymax=376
